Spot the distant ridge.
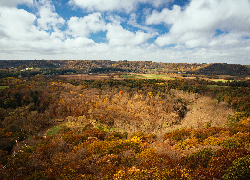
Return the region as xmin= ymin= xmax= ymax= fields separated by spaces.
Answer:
xmin=188 ymin=63 xmax=250 ymax=76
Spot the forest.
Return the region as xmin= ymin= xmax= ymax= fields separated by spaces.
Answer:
xmin=0 ymin=60 xmax=250 ymax=179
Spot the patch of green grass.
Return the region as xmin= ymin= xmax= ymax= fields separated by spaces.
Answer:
xmin=0 ymin=86 xmax=9 ymax=90
xmin=135 ymin=74 xmax=146 ymax=78
xmin=121 ymin=75 xmax=136 ymax=79
xmin=149 ymin=74 xmax=175 ymax=80
xmin=207 ymin=85 xmax=229 ymax=88
xmin=121 ymin=74 xmax=175 ymax=80
xmin=210 ymin=79 xmax=231 ymax=83
xmin=47 ymin=125 xmax=61 ymax=136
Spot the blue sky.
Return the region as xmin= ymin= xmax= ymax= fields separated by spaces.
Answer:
xmin=0 ymin=0 xmax=250 ymax=64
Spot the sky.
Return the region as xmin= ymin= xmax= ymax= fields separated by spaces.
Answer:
xmin=0 ymin=0 xmax=250 ymax=64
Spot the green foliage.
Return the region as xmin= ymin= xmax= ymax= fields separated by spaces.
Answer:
xmin=222 ymin=132 xmax=250 ymax=149
xmin=223 ymin=155 xmax=250 ymax=180
xmin=222 ymin=137 xmax=244 ymax=149
xmin=0 ymin=86 xmax=9 ymax=90
xmin=207 ymin=85 xmax=229 ymax=88
xmin=204 ymin=121 xmax=211 ymax=129
xmin=58 ymin=125 xmax=72 ymax=134
xmin=47 ymin=125 xmax=61 ymax=136
xmin=227 ymin=112 xmax=246 ymax=126
xmin=21 ymin=145 xmax=36 ymax=153
xmin=208 ymin=148 xmax=250 ymax=179
xmin=185 ymin=148 xmax=214 ymax=170
xmin=24 ymin=170 xmax=49 ymax=180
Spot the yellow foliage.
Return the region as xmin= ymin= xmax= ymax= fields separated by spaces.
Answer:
xmin=203 ymin=136 xmax=222 ymax=146
xmin=59 ymin=99 xmax=66 ymax=105
xmin=103 ymin=98 xmax=109 ymax=103
xmin=138 ymin=148 xmax=156 ymax=159
xmin=148 ymin=92 xmax=153 ymax=98
xmin=131 ymin=136 xmax=142 ymax=143
xmin=240 ymin=118 xmax=250 ymax=125
xmin=176 ymin=138 xmax=199 ymax=149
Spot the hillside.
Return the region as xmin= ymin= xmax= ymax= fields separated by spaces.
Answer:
xmin=189 ymin=63 xmax=250 ymax=76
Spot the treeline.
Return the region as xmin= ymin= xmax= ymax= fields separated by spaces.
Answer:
xmin=2 ymin=60 xmax=249 ymax=77
xmin=88 ymin=67 xmax=129 ymax=73
xmin=0 ymin=69 xmax=78 ymax=78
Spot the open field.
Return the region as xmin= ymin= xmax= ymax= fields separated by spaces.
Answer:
xmin=59 ymin=73 xmax=176 ymax=80
xmin=209 ymin=79 xmax=231 ymax=82
xmin=207 ymin=85 xmax=229 ymax=88
xmin=121 ymin=74 xmax=175 ymax=80
xmin=59 ymin=74 xmax=241 ymax=82
xmin=0 ymin=86 xmax=9 ymax=90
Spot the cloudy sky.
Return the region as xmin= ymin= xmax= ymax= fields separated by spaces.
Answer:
xmin=0 ymin=0 xmax=250 ymax=64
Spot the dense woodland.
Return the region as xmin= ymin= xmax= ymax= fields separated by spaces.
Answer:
xmin=1 ymin=60 xmax=250 ymax=78
xmin=0 ymin=60 xmax=250 ymax=179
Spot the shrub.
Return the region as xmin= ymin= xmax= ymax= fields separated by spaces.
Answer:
xmin=184 ymin=148 xmax=214 ymax=170
xmin=222 ymin=137 xmax=243 ymax=149
xmin=82 ymin=128 xmax=107 ymax=140
xmin=113 ymin=167 xmax=182 ymax=180
xmin=24 ymin=171 xmax=49 ymax=180
xmin=131 ymin=132 xmax=145 ymax=139
xmin=0 ymin=150 xmax=10 ymax=166
xmin=223 ymin=155 xmax=250 ymax=180
xmin=176 ymin=138 xmax=199 ymax=149
xmin=108 ymin=131 xmax=127 ymax=140
xmin=227 ymin=112 xmax=246 ymax=126
xmin=164 ymin=128 xmax=191 ymax=141
xmin=131 ymin=132 xmax=156 ymax=143
xmin=203 ymin=136 xmax=222 ymax=146
xmin=66 ymin=135 xmax=85 ymax=145
xmin=88 ymin=138 xmax=142 ymax=156
xmin=204 ymin=122 xmax=211 ymax=129
xmin=208 ymin=148 xmax=250 ymax=179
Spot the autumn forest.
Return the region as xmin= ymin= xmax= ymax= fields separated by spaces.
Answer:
xmin=0 ymin=60 xmax=250 ymax=179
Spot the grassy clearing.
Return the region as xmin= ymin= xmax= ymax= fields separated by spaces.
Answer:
xmin=47 ymin=125 xmax=61 ymax=136
xmin=207 ymin=85 xmax=229 ymax=88
xmin=149 ymin=74 xmax=175 ymax=79
xmin=121 ymin=74 xmax=175 ymax=80
xmin=210 ymin=79 xmax=231 ymax=83
xmin=121 ymin=74 xmax=137 ymax=79
xmin=0 ymin=86 xmax=9 ymax=90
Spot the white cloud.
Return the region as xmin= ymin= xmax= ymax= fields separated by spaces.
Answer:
xmin=146 ymin=5 xmax=182 ymax=26
xmin=36 ymin=0 xmax=65 ymax=31
xmin=0 ymin=1 xmax=67 ymax=56
xmin=0 ymin=0 xmax=33 ymax=7
xmin=0 ymin=7 xmax=47 ymax=41
xmin=208 ymin=32 xmax=250 ymax=47
xmin=0 ymin=0 xmax=249 ymax=65
xmin=106 ymin=23 xmax=157 ymax=46
xmin=128 ymin=13 xmax=158 ymax=34
xmin=64 ymin=37 xmax=95 ymax=48
xmin=67 ymin=13 xmax=106 ymax=37
xmin=147 ymin=0 xmax=250 ymax=48
xmin=68 ymin=0 xmax=172 ymax=13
